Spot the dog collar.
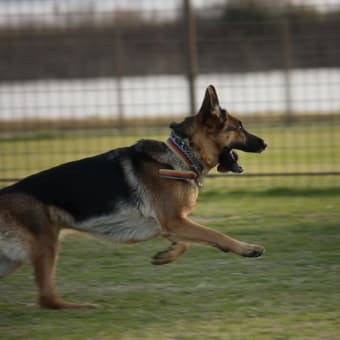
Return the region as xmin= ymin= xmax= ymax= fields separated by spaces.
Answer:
xmin=166 ymin=131 xmax=204 ymax=175
xmin=159 ymin=132 xmax=203 ymax=187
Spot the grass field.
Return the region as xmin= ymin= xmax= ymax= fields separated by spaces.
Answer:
xmin=0 ymin=120 xmax=340 ymax=339
xmin=0 ymin=185 xmax=339 ymax=339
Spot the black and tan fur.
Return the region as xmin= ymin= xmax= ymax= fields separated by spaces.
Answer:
xmin=0 ymin=85 xmax=267 ymax=309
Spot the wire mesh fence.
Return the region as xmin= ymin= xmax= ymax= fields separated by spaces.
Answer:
xmin=0 ymin=0 xmax=339 ymax=188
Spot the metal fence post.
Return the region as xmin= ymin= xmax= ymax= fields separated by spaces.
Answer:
xmin=114 ymin=24 xmax=125 ymax=126
xmin=282 ymin=18 xmax=293 ymax=125
xmin=183 ymin=0 xmax=198 ymax=116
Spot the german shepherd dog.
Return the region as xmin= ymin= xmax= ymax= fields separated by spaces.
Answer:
xmin=0 ymin=85 xmax=267 ymax=309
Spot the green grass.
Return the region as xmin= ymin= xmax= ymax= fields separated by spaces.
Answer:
xmin=1 ymin=186 xmax=339 ymax=339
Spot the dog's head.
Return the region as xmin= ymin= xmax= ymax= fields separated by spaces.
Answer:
xmin=170 ymin=85 xmax=267 ymax=172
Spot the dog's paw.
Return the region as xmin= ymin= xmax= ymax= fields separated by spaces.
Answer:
xmin=151 ymin=242 xmax=189 ymax=265
xmin=241 ymin=244 xmax=265 ymax=258
xmin=151 ymin=251 xmax=174 ymax=265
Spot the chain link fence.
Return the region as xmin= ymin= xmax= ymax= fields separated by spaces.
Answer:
xmin=0 ymin=0 xmax=339 ymax=188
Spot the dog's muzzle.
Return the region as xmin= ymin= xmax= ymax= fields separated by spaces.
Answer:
xmin=233 ymin=136 xmax=267 ymax=153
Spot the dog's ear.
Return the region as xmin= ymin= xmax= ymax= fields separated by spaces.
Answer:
xmin=198 ymin=85 xmax=224 ymax=122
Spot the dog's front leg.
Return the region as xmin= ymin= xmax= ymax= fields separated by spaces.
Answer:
xmin=161 ymin=217 xmax=264 ymax=258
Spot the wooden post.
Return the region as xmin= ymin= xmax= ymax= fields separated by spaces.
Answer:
xmin=282 ymin=18 xmax=293 ymax=125
xmin=114 ymin=24 xmax=124 ymax=126
xmin=183 ymin=0 xmax=198 ymax=116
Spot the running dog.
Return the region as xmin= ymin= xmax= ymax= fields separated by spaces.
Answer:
xmin=0 ymin=85 xmax=267 ymax=309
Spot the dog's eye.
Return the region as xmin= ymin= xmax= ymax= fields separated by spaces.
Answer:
xmin=225 ymin=123 xmax=243 ymax=132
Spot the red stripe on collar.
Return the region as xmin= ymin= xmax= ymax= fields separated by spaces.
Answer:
xmin=159 ymin=169 xmax=197 ymax=181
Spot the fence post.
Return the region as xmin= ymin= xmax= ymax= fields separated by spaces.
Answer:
xmin=183 ymin=0 xmax=198 ymax=116
xmin=114 ymin=24 xmax=125 ymax=126
xmin=282 ymin=18 xmax=293 ymax=125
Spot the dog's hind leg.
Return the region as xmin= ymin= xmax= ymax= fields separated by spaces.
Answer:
xmin=151 ymin=241 xmax=190 ymax=265
xmin=32 ymin=237 xmax=64 ymax=309
xmin=32 ymin=232 xmax=96 ymax=309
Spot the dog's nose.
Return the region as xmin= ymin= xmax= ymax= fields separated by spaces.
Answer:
xmin=257 ymin=140 xmax=267 ymax=153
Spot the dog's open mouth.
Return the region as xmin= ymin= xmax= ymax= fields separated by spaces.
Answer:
xmin=217 ymin=148 xmax=243 ymax=173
